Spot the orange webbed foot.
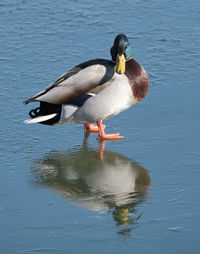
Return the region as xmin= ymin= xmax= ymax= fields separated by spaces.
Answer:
xmin=97 ymin=133 xmax=124 ymax=140
xmin=96 ymin=120 xmax=123 ymax=140
xmin=84 ymin=123 xmax=106 ymax=132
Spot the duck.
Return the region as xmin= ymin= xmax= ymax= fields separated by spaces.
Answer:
xmin=24 ymin=34 xmax=149 ymax=140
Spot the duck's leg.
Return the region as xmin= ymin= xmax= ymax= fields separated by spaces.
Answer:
xmin=96 ymin=120 xmax=123 ymax=140
xmin=84 ymin=123 xmax=106 ymax=132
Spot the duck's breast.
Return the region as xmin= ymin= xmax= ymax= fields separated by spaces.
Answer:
xmin=71 ymin=74 xmax=137 ymax=123
xmin=125 ymin=59 xmax=149 ymax=102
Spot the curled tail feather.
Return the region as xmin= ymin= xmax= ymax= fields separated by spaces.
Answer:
xmin=25 ymin=102 xmax=61 ymax=125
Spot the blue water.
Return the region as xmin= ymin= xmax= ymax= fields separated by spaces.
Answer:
xmin=1 ymin=0 xmax=200 ymax=253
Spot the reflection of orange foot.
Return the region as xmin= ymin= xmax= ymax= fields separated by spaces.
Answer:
xmin=84 ymin=123 xmax=106 ymax=132
xmin=99 ymin=140 xmax=106 ymax=160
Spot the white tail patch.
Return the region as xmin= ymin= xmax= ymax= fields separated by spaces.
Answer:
xmin=56 ymin=104 xmax=78 ymax=126
xmin=24 ymin=113 xmax=57 ymax=124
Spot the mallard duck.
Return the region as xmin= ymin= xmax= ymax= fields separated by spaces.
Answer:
xmin=24 ymin=34 xmax=149 ymax=140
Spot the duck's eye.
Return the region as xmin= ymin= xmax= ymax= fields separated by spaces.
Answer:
xmin=125 ymin=46 xmax=133 ymax=60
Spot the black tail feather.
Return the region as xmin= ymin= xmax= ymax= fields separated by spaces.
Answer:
xmin=28 ymin=102 xmax=61 ymax=125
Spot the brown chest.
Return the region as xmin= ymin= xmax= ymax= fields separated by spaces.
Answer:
xmin=125 ymin=59 xmax=149 ymax=102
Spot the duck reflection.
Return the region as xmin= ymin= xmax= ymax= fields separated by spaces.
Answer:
xmin=32 ymin=134 xmax=151 ymax=231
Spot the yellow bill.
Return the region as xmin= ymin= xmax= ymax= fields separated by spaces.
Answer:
xmin=116 ymin=53 xmax=126 ymax=74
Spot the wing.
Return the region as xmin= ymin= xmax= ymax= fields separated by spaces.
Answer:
xmin=24 ymin=59 xmax=115 ymax=105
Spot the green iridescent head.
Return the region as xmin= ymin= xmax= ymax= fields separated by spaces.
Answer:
xmin=110 ymin=34 xmax=133 ymax=74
